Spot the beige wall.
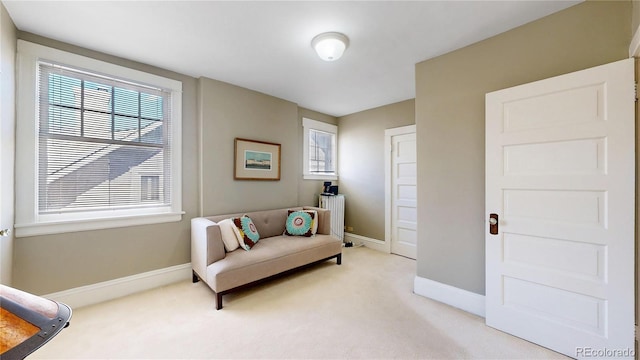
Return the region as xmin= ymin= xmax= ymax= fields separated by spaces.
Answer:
xmin=338 ymin=99 xmax=415 ymax=240
xmin=198 ymin=77 xmax=302 ymax=215
xmin=633 ymin=0 xmax=640 ymax=33
xmin=298 ymin=108 xmax=338 ymax=207
xmin=12 ymin=33 xmax=200 ymax=295
xmin=415 ymin=1 xmax=631 ymax=295
xmin=197 ymin=82 xmax=336 ymax=216
xmin=0 ymin=3 xmax=16 ymax=285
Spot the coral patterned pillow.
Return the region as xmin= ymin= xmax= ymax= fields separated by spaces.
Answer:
xmin=231 ymin=215 xmax=260 ymax=250
xmin=285 ymin=210 xmax=316 ymax=237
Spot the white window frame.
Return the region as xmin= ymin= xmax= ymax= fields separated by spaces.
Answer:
xmin=302 ymin=117 xmax=338 ymax=181
xmin=14 ymin=40 xmax=183 ymax=237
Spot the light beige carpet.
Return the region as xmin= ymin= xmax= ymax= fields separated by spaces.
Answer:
xmin=31 ymin=246 xmax=567 ymax=359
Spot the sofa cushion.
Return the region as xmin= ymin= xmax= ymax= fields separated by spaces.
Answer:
xmin=232 ymin=215 xmax=260 ymax=250
xmin=284 ymin=210 xmax=315 ymax=237
xmin=206 ymin=234 xmax=342 ymax=292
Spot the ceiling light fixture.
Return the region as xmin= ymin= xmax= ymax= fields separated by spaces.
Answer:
xmin=311 ymin=32 xmax=349 ymax=62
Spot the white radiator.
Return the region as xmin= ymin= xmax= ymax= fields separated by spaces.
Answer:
xmin=319 ymin=194 xmax=345 ymax=241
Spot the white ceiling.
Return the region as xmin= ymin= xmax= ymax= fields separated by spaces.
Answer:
xmin=3 ymin=1 xmax=581 ymax=117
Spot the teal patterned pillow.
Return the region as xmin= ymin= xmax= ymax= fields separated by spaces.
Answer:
xmin=231 ymin=215 xmax=260 ymax=250
xmin=285 ymin=210 xmax=315 ymax=237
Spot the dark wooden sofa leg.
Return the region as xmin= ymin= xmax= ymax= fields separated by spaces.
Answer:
xmin=193 ymin=270 xmax=223 ymax=309
xmin=215 ymin=292 xmax=223 ymax=310
xmin=337 ymin=254 xmax=342 ymax=265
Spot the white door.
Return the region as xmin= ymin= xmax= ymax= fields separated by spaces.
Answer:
xmin=485 ymin=59 xmax=635 ymax=358
xmin=386 ymin=125 xmax=417 ymax=259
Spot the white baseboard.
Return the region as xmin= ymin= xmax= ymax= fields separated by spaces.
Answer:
xmin=44 ymin=263 xmax=192 ymax=309
xmin=344 ymin=232 xmax=389 ymax=253
xmin=413 ymin=275 xmax=486 ymax=318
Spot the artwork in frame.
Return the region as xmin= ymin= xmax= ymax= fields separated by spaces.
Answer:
xmin=234 ymin=138 xmax=281 ymax=180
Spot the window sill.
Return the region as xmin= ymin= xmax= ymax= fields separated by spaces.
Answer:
xmin=14 ymin=211 xmax=185 ymax=237
xmin=303 ymin=174 xmax=338 ymax=181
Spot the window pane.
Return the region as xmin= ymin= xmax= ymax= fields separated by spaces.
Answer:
xmin=83 ymin=110 xmax=112 ymax=139
xmin=83 ymin=81 xmax=112 ymax=112
xmin=141 ymin=93 xmax=163 ymax=120
xmin=114 ymin=87 xmax=139 ymax=117
xmin=47 ymin=106 xmax=81 ymax=136
xmin=114 ymin=115 xmax=139 ymax=141
xmin=48 ymin=73 xmax=80 ymax=108
xmin=309 ymin=129 xmax=334 ymax=173
xmin=140 ymin=119 xmax=163 ymax=144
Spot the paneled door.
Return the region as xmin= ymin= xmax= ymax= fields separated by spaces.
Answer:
xmin=485 ymin=59 xmax=635 ymax=358
xmin=386 ymin=125 xmax=417 ymax=259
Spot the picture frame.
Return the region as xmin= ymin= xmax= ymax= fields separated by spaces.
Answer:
xmin=234 ymin=138 xmax=281 ymax=181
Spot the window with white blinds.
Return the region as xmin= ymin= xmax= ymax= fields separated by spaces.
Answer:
xmin=38 ymin=63 xmax=171 ymax=213
xmin=15 ymin=40 xmax=183 ymax=237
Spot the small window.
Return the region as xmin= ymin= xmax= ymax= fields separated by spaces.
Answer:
xmin=303 ymin=118 xmax=338 ymax=180
xmin=15 ymin=41 xmax=183 ymax=237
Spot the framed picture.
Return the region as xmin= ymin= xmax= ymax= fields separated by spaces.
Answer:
xmin=234 ymin=138 xmax=281 ymax=181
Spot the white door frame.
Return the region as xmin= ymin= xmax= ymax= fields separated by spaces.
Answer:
xmin=629 ymin=31 xmax=640 ymax=346
xmin=385 ymin=124 xmax=417 ymax=255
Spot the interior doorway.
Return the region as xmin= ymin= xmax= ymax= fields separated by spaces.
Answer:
xmin=385 ymin=125 xmax=417 ymax=259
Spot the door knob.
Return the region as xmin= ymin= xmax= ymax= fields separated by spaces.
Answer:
xmin=0 ymin=228 xmax=10 ymax=236
xmin=488 ymin=214 xmax=498 ymax=235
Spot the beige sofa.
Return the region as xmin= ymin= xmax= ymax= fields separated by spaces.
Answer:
xmin=191 ymin=206 xmax=342 ymax=309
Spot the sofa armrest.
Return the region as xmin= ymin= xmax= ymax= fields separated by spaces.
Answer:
xmin=191 ymin=217 xmax=226 ymax=280
xmin=303 ymin=206 xmax=331 ymax=236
